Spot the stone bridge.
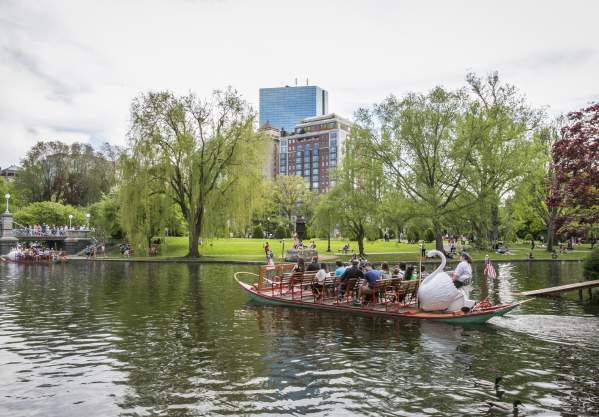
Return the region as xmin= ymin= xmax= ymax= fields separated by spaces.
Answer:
xmin=0 ymin=212 xmax=94 ymax=255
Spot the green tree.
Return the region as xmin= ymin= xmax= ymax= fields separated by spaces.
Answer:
xmin=14 ymin=201 xmax=86 ymax=227
xmin=16 ymin=141 xmax=117 ymax=206
xmin=119 ymin=152 xmax=173 ymax=255
xmin=89 ymin=189 xmax=123 ymax=240
xmin=327 ymin=137 xmax=383 ymax=256
xmin=127 ymin=88 xmax=267 ymax=258
xmin=462 ymin=72 xmax=543 ymax=246
xmin=0 ymin=179 xmax=23 ymax=211
xmin=272 ymin=175 xmax=310 ymax=222
xmin=310 ymin=194 xmax=336 ymax=252
xmin=354 ymin=87 xmax=473 ymax=252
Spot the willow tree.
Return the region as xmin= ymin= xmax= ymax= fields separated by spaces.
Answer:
xmin=127 ymin=88 xmax=267 ymax=257
xmin=354 ymin=87 xmax=474 ymax=252
xmin=120 ymin=151 xmax=172 ymax=255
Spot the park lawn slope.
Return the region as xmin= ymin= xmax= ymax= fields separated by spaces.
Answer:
xmin=142 ymin=237 xmax=591 ymax=263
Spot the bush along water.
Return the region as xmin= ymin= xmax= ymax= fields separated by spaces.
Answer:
xmin=583 ymin=248 xmax=599 ymax=280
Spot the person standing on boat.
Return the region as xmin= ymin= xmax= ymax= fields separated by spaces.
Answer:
xmin=452 ymin=252 xmax=472 ymax=288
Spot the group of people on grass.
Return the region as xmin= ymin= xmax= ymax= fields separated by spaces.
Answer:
xmin=287 ymin=252 xmax=473 ymax=307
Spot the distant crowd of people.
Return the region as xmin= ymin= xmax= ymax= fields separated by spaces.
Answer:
xmin=17 ymin=224 xmax=91 ymax=237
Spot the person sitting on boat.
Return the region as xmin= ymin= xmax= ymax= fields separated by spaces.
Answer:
xmin=404 ymin=265 xmax=416 ymax=280
xmin=380 ymin=262 xmax=391 ymax=280
xmin=312 ymin=263 xmax=328 ymax=300
xmin=338 ymin=260 xmax=363 ymax=301
xmin=356 ymin=263 xmax=381 ymax=305
xmin=451 ymin=252 xmax=472 ymax=288
xmin=306 ymin=256 xmax=320 ymax=272
xmin=334 ymin=260 xmax=346 ymax=277
xmin=292 ymin=258 xmax=305 ymax=273
xmin=397 ymin=262 xmax=407 ymax=279
xmin=287 ymin=258 xmax=305 ymax=293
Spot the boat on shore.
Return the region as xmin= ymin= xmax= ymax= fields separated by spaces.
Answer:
xmin=235 ymin=263 xmax=527 ymax=324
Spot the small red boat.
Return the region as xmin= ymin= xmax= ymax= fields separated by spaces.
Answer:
xmin=235 ymin=264 xmax=527 ymax=325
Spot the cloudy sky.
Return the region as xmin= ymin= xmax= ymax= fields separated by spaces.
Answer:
xmin=1 ymin=0 xmax=597 ymax=167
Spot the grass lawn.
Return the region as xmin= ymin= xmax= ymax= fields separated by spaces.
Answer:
xmin=130 ymin=237 xmax=593 ymax=263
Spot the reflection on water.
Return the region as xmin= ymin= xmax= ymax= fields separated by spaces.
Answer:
xmin=0 ymin=260 xmax=598 ymax=416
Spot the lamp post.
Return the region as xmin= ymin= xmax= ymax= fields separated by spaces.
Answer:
xmin=85 ymin=213 xmax=90 ymax=229
xmin=4 ymin=193 xmax=10 ymax=214
xmin=68 ymin=214 xmax=73 ymax=229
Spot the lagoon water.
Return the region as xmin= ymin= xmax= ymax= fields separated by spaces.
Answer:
xmin=0 ymin=260 xmax=598 ymax=416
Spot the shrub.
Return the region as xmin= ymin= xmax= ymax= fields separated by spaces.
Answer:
xmin=252 ymin=225 xmax=264 ymax=239
xmin=583 ymin=248 xmax=599 ymax=280
xmin=424 ymin=229 xmax=435 ymax=243
xmin=274 ymin=225 xmax=289 ymax=239
xmin=406 ymin=227 xmax=420 ymax=243
xmin=14 ymin=201 xmax=86 ymax=227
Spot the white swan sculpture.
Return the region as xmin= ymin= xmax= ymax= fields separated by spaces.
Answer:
xmin=417 ymin=250 xmax=473 ymax=312
xmin=6 ymin=248 xmax=20 ymax=261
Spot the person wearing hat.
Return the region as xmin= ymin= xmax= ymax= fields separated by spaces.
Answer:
xmin=452 ymin=252 xmax=472 ymax=288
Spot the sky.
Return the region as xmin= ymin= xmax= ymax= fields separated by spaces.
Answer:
xmin=1 ymin=0 xmax=598 ymax=167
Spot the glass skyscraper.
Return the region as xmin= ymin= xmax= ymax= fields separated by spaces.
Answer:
xmin=259 ymin=85 xmax=328 ymax=132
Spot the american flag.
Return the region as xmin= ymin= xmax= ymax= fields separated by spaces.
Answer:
xmin=484 ymin=257 xmax=497 ymax=279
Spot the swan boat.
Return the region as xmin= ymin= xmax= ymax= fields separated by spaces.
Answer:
xmin=0 ymin=248 xmax=68 ymax=265
xmin=235 ymin=254 xmax=527 ymax=325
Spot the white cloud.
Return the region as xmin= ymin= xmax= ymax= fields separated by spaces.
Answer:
xmin=1 ymin=0 xmax=598 ymax=166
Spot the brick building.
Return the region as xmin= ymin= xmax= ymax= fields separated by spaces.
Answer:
xmin=278 ymin=113 xmax=352 ymax=193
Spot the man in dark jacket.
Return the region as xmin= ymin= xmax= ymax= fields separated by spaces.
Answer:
xmin=338 ymin=260 xmax=363 ymax=300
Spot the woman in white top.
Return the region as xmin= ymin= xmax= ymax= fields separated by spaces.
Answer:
xmin=313 ymin=263 xmax=328 ymax=300
xmin=452 ymin=252 xmax=473 ymax=288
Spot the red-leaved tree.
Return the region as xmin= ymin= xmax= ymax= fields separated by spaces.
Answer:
xmin=548 ymin=103 xmax=599 ymax=235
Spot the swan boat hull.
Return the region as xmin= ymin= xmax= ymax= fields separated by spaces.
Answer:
xmin=235 ymin=276 xmax=523 ymax=325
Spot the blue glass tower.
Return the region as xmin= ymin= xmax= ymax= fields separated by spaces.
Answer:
xmin=259 ymin=85 xmax=328 ymax=132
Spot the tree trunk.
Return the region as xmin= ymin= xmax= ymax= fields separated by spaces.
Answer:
xmin=326 ymin=228 xmax=331 ymax=252
xmin=187 ymin=215 xmax=202 ymax=258
xmin=396 ymin=223 xmax=402 ymax=243
xmin=546 ymin=207 xmax=557 ymax=252
xmin=357 ymin=226 xmax=365 ymax=257
xmin=433 ymin=220 xmax=444 ymax=252
xmin=188 ymin=228 xmax=200 ymax=258
xmin=491 ymin=202 xmax=500 ymax=243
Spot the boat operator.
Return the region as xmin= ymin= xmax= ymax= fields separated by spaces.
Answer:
xmin=452 ymin=252 xmax=473 ymax=288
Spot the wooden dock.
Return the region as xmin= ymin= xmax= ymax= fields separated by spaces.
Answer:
xmin=517 ymin=279 xmax=599 ymax=299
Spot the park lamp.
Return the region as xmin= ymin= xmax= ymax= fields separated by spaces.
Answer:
xmin=68 ymin=214 xmax=74 ymax=229
xmin=86 ymin=213 xmax=91 ymax=228
xmin=5 ymin=193 xmax=10 ymax=214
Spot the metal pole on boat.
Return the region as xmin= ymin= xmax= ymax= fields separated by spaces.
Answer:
xmin=419 ymin=243 xmax=423 ymax=279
